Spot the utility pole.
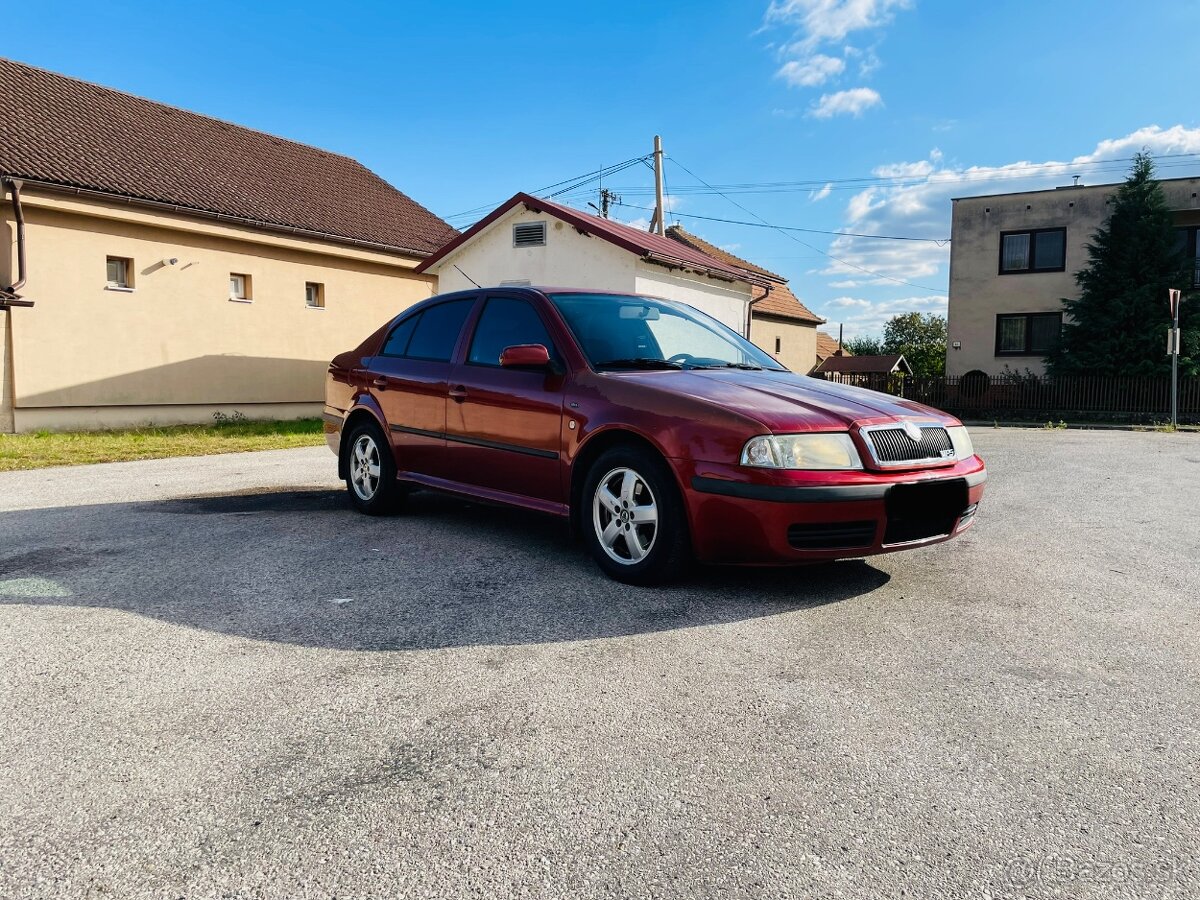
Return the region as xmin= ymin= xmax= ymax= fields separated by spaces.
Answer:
xmin=1169 ymin=288 xmax=1182 ymax=428
xmin=650 ymin=135 xmax=666 ymax=235
xmin=599 ymin=187 xmax=618 ymax=218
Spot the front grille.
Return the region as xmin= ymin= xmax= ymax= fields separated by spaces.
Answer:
xmin=868 ymin=426 xmax=953 ymax=464
xmin=883 ymin=479 xmax=969 ymax=545
xmin=788 ymin=521 xmax=877 ymax=550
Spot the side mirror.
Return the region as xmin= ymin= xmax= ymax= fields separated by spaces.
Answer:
xmin=500 ymin=343 xmax=552 ymax=368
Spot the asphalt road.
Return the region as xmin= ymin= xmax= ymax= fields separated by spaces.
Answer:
xmin=0 ymin=430 xmax=1197 ymax=899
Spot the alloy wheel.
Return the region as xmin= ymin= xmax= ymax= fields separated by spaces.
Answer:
xmin=350 ymin=433 xmax=382 ymax=501
xmin=592 ymin=467 xmax=659 ymax=565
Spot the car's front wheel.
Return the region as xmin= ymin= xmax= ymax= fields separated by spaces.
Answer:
xmin=582 ymin=446 xmax=690 ymax=585
xmin=342 ymin=420 xmax=404 ymax=515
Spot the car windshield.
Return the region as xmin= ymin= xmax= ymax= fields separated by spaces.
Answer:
xmin=547 ymin=293 xmax=787 ymax=372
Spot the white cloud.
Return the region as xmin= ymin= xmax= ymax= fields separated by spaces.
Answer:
xmin=810 ymin=87 xmax=883 ymax=118
xmin=777 ymin=53 xmax=845 ymax=87
xmin=811 ymin=182 xmax=834 ymax=201
xmin=872 ymin=160 xmax=934 ymax=178
xmin=844 ymin=44 xmax=882 ymax=77
xmin=766 ymin=1 xmax=911 ymax=106
xmin=767 ymin=0 xmax=912 ymax=47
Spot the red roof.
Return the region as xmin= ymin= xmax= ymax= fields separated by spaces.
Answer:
xmin=0 ymin=57 xmax=456 ymax=256
xmin=416 ymin=193 xmax=776 ymax=286
xmin=814 ymin=330 xmax=848 ymax=362
xmin=813 ymin=354 xmax=912 ymax=375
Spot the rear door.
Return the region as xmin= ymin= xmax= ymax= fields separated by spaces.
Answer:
xmin=369 ymin=297 xmax=477 ymax=479
xmin=443 ymin=295 xmax=566 ymax=503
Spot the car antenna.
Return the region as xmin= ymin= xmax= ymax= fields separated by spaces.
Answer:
xmin=454 ymin=264 xmax=482 ymax=289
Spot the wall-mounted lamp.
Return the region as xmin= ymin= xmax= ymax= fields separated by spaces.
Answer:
xmin=952 ymin=341 xmax=961 ymax=350
xmin=162 ymin=257 xmax=179 ymax=266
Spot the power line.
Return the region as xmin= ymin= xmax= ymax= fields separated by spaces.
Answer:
xmin=549 ymin=153 xmax=1200 ymax=200
xmin=666 ymin=157 xmax=945 ymax=293
xmin=611 ymin=201 xmax=950 ymax=244
xmin=441 ymin=155 xmax=651 ymax=221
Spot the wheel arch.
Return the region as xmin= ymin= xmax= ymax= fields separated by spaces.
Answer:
xmin=337 ymin=405 xmax=389 ymax=480
xmin=568 ymin=427 xmax=685 ymax=537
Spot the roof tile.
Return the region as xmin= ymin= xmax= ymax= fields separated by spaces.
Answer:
xmin=0 ymin=57 xmax=457 ymax=255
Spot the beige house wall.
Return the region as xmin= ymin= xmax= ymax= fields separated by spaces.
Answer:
xmin=1 ymin=309 xmax=13 ymax=433
xmin=947 ymin=177 xmax=1200 ymax=377
xmin=749 ymin=314 xmax=818 ymax=373
xmin=2 ymin=188 xmax=436 ymax=431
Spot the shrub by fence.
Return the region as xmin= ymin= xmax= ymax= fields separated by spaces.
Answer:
xmin=815 ymin=373 xmax=1200 ymax=424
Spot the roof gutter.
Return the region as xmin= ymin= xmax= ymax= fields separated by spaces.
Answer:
xmin=4 ymin=177 xmax=440 ymax=262
xmin=1 ymin=179 xmax=33 ymax=308
xmin=745 ymin=283 xmax=772 ymax=339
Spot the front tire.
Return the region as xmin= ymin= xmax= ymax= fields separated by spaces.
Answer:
xmin=582 ymin=446 xmax=690 ymax=585
xmin=342 ymin=420 xmax=404 ymax=515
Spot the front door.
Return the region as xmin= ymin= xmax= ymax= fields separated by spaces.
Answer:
xmin=370 ymin=297 xmax=476 ymax=480
xmin=444 ymin=295 xmax=566 ymax=504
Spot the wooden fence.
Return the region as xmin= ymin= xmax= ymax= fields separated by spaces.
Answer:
xmin=815 ymin=373 xmax=1200 ymax=423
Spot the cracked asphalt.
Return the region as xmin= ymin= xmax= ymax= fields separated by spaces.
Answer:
xmin=0 ymin=429 xmax=1197 ymax=899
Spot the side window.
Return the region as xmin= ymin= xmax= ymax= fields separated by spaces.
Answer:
xmin=405 ymin=299 xmax=475 ymax=362
xmin=468 ymin=297 xmax=556 ymax=366
xmin=380 ymin=314 xmax=420 ymax=357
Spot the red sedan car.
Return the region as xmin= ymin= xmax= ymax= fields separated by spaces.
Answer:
xmin=324 ymin=288 xmax=985 ymax=584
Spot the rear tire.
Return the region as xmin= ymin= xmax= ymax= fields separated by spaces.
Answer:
xmin=582 ymin=446 xmax=690 ymax=585
xmin=342 ymin=420 xmax=405 ymax=515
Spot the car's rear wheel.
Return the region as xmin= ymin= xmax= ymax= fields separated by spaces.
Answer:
xmin=342 ymin=420 xmax=404 ymax=515
xmin=583 ymin=446 xmax=690 ymax=585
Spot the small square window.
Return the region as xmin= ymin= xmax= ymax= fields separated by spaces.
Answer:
xmin=305 ymin=281 xmax=325 ymax=309
xmin=229 ymin=273 xmax=251 ymax=302
xmin=106 ymin=256 xmax=133 ymax=289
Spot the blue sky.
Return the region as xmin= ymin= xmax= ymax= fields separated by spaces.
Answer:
xmin=12 ymin=1 xmax=1200 ymax=336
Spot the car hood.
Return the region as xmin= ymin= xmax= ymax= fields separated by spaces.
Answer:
xmin=619 ymin=369 xmax=956 ymax=432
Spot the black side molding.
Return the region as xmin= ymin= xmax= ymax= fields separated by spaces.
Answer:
xmin=390 ymin=424 xmax=558 ymax=460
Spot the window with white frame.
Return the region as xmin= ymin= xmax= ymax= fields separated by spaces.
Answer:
xmin=106 ymin=256 xmax=133 ymax=289
xmin=229 ymin=273 xmax=251 ymax=302
xmin=305 ymin=281 xmax=325 ymax=308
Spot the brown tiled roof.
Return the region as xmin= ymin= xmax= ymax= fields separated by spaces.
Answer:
xmin=813 ymin=354 xmax=912 ymax=375
xmin=0 ymin=57 xmax=457 ymax=256
xmin=814 ymin=330 xmax=847 ymax=361
xmin=665 ymin=226 xmax=824 ymax=325
xmin=418 ymin=194 xmax=778 ymax=285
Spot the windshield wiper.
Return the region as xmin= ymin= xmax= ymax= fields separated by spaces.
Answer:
xmin=687 ymin=361 xmax=765 ymax=371
xmin=593 ymin=357 xmax=684 ymax=370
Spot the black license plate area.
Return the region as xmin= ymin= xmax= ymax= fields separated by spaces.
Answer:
xmin=884 ymin=479 xmax=969 ymax=545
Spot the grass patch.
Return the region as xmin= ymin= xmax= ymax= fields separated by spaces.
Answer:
xmin=0 ymin=417 xmax=325 ymax=471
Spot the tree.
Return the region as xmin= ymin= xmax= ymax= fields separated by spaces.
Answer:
xmin=843 ymin=335 xmax=882 ymax=356
xmin=882 ymin=312 xmax=947 ymax=376
xmin=1047 ymin=152 xmax=1196 ymax=376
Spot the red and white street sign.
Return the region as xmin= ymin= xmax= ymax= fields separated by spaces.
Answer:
xmin=1168 ymin=288 xmax=1182 ymax=320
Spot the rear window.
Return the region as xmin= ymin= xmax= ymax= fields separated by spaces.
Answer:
xmin=380 ymin=315 xmax=419 ymax=357
xmin=403 ymin=299 xmax=475 ymax=362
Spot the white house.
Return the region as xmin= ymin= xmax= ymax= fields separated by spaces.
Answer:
xmin=416 ymin=193 xmax=779 ymax=336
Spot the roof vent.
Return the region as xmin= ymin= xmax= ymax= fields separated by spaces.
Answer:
xmin=513 ymin=221 xmax=547 ymax=248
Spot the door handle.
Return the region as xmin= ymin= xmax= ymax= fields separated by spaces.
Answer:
xmin=448 ymin=385 xmax=468 ymax=402
xmin=372 ymin=377 xmax=389 ymax=389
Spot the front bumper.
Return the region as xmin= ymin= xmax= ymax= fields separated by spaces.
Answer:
xmin=680 ymin=457 xmax=987 ymax=565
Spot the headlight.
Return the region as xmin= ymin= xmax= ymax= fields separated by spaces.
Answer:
xmin=946 ymin=425 xmax=974 ymax=459
xmin=740 ymin=433 xmax=862 ymax=470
